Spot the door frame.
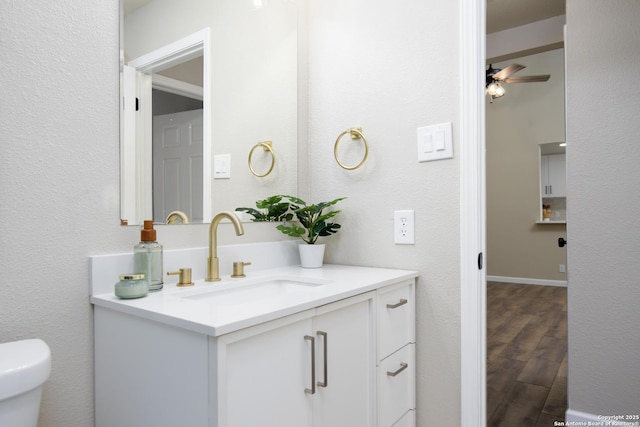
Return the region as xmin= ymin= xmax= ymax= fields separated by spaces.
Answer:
xmin=128 ymin=28 xmax=212 ymax=222
xmin=460 ymin=0 xmax=487 ymax=426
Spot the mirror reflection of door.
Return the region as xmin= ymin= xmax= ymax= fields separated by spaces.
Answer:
xmin=153 ymin=106 xmax=203 ymax=223
xmin=151 ymin=56 xmax=204 ymax=223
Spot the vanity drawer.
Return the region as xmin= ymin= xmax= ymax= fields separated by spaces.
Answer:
xmin=377 ymin=344 xmax=415 ymax=427
xmin=378 ymin=282 xmax=414 ymax=359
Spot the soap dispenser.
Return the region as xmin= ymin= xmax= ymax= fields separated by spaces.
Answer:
xmin=134 ymin=220 xmax=163 ymax=291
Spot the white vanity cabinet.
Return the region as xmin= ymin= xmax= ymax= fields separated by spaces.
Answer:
xmin=92 ymin=265 xmax=417 ymax=427
xmin=219 ymin=292 xmax=374 ymax=427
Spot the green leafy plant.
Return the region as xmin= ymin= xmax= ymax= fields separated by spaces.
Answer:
xmin=235 ymin=195 xmax=294 ymax=222
xmin=276 ymin=195 xmax=346 ymax=244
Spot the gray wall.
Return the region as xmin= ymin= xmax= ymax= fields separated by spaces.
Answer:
xmin=566 ymin=0 xmax=640 ymax=416
xmin=152 ymin=90 xmax=203 ymax=116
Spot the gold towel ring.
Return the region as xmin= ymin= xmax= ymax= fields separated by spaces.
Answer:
xmin=248 ymin=141 xmax=275 ymax=177
xmin=334 ymin=128 xmax=369 ymax=170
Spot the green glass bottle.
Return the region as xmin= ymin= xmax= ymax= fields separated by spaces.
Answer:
xmin=134 ymin=220 xmax=163 ymax=291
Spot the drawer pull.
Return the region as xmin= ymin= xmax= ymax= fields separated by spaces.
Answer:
xmin=386 ymin=362 xmax=408 ymax=377
xmin=317 ymin=331 xmax=328 ymax=388
xmin=304 ymin=335 xmax=316 ymax=394
xmin=386 ymin=298 xmax=408 ymax=309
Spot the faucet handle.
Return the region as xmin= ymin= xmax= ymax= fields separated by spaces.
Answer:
xmin=167 ymin=268 xmax=194 ymax=287
xmin=231 ymin=262 xmax=252 ymax=278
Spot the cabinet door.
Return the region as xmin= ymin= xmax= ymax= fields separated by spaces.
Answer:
xmin=541 ymin=153 xmax=566 ymax=197
xmin=313 ymin=293 xmax=374 ymax=427
xmin=547 ymin=153 xmax=566 ymax=196
xmin=541 ymin=155 xmax=551 ymax=195
xmin=219 ymin=311 xmax=315 ymax=427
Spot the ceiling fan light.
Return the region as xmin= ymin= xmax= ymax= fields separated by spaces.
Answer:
xmin=486 ymin=82 xmax=505 ymax=98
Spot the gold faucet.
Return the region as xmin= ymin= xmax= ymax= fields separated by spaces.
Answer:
xmin=166 ymin=210 xmax=190 ymax=224
xmin=206 ymin=211 xmax=244 ymax=281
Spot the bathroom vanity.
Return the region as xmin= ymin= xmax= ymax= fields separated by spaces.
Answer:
xmin=91 ymin=250 xmax=417 ymax=427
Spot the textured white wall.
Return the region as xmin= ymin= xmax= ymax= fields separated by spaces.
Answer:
xmin=566 ymin=0 xmax=640 ymax=416
xmin=486 ymin=48 xmax=568 ymax=281
xmin=1 ymin=2 xmax=122 ymax=425
xmin=2 ymin=1 xmax=463 ymax=425
xmin=306 ymin=1 xmax=461 ymax=424
xmin=0 ymin=2 xmax=288 ymax=425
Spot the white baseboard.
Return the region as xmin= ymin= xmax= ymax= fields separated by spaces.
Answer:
xmin=566 ymin=409 xmax=604 ymax=423
xmin=487 ymin=275 xmax=567 ymax=287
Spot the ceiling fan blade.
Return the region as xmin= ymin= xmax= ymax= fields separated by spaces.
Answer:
xmin=492 ymin=63 xmax=525 ymax=81
xmin=503 ymin=75 xmax=551 ymax=83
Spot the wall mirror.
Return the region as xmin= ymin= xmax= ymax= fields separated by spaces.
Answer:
xmin=120 ymin=0 xmax=298 ymax=226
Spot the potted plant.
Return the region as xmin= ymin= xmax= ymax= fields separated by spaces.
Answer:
xmin=275 ymin=195 xmax=346 ymax=268
xmin=235 ymin=195 xmax=294 ymax=222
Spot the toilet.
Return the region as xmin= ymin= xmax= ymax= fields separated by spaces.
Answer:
xmin=0 ymin=339 xmax=51 ymax=427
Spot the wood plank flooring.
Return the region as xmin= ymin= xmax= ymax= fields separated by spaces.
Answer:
xmin=487 ymin=282 xmax=567 ymax=427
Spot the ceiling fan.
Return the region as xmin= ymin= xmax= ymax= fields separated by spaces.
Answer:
xmin=486 ymin=63 xmax=550 ymax=100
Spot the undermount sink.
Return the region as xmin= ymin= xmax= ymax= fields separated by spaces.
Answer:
xmin=179 ymin=277 xmax=332 ymax=307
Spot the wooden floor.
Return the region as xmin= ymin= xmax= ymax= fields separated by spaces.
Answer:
xmin=487 ymin=282 xmax=567 ymax=427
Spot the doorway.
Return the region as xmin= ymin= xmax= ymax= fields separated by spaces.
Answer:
xmin=484 ymin=16 xmax=568 ymax=427
xmin=459 ymin=1 xmax=568 ymax=426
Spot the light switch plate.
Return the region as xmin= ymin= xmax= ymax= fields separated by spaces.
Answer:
xmin=417 ymin=122 xmax=453 ymax=162
xmin=214 ymin=154 xmax=231 ymax=179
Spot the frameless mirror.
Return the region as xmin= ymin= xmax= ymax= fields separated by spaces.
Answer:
xmin=120 ymin=0 xmax=298 ymax=225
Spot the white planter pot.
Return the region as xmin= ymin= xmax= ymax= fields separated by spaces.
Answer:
xmin=298 ymin=244 xmax=325 ymax=268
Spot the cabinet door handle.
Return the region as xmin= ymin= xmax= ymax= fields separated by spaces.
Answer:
xmin=304 ymin=335 xmax=316 ymax=395
xmin=549 ymin=185 xmax=553 ymax=195
xmin=386 ymin=299 xmax=408 ymax=309
xmin=317 ymin=331 xmax=328 ymax=388
xmin=386 ymin=362 xmax=408 ymax=377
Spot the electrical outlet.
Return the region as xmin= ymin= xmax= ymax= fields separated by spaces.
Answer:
xmin=394 ymin=210 xmax=415 ymax=244
xmin=559 ymin=264 xmax=566 ymax=273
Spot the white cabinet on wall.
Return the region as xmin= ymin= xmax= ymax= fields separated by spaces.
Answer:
xmin=94 ymin=275 xmax=416 ymax=427
xmin=541 ymin=153 xmax=566 ymax=197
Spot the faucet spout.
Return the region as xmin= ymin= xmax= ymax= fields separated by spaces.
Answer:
xmin=206 ymin=211 xmax=245 ymax=281
xmin=166 ymin=210 xmax=190 ymax=224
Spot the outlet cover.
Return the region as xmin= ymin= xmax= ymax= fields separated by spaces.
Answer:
xmin=394 ymin=210 xmax=415 ymax=244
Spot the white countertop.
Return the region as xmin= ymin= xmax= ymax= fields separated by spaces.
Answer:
xmin=91 ymin=264 xmax=418 ymax=336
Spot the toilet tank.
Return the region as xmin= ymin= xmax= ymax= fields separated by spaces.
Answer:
xmin=0 ymin=339 xmax=51 ymax=427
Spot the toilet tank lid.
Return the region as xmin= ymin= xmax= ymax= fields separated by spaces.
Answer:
xmin=0 ymin=339 xmax=51 ymax=400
